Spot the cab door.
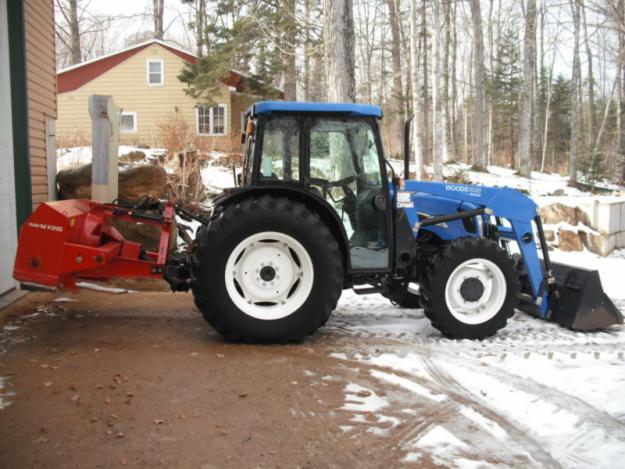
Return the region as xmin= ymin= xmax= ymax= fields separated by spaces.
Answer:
xmin=306 ymin=117 xmax=390 ymax=270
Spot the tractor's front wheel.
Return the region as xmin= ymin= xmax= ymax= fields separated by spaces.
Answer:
xmin=420 ymin=238 xmax=519 ymax=339
xmin=190 ymin=196 xmax=343 ymax=343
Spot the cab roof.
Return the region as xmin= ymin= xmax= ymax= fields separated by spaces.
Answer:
xmin=249 ymin=101 xmax=383 ymax=118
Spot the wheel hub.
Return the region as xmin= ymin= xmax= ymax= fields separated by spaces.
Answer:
xmin=459 ymin=277 xmax=484 ymax=302
xmin=224 ymin=232 xmax=314 ymax=320
xmin=444 ymin=258 xmax=507 ymax=325
xmin=260 ymin=265 xmax=276 ymax=282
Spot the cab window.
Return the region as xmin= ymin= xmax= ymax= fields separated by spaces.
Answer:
xmin=258 ymin=116 xmax=300 ymax=181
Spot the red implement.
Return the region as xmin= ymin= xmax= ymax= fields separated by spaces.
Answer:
xmin=13 ymin=199 xmax=174 ymax=290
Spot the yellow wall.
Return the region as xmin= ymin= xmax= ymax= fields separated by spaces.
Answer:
xmin=56 ymin=43 xmax=238 ymax=151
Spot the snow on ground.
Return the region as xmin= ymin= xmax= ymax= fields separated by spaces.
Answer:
xmin=200 ymin=162 xmax=235 ymax=193
xmin=322 ymin=284 xmax=625 ymax=468
xmin=389 ymin=159 xmax=624 ymax=208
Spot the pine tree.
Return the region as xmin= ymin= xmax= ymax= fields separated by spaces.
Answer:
xmin=487 ymin=26 xmax=522 ymax=167
xmin=178 ymin=0 xmax=298 ymax=104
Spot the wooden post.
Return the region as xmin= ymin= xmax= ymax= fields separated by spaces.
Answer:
xmin=89 ymin=95 xmax=120 ymax=202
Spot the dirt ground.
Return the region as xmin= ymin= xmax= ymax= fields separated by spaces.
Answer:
xmin=0 ymin=288 xmax=419 ymax=468
xmin=1 ymin=285 xmax=625 ymax=468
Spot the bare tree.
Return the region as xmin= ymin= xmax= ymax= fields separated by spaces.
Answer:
xmin=385 ymin=0 xmax=404 ymax=157
xmin=581 ymin=0 xmax=595 ymax=146
xmin=56 ymin=0 xmax=82 ymax=64
xmin=442 ymin=0 xmax=453 ymax=162
xmin=153 ymin=0 xmax=164 ymax=40
xmin=432 ymin=0 xmax=444 ymax=180
xmin=618 ymin=0 xmax=625 ymax=182
xmin=323 ymin=0 xmax=355 ymax=102
xmin=420 ymin=0 xmax=430 ymax=165
xmin=570 ymin=0 xmax=582 ymax=185
xmin=470 ymin=0 xmax=488 ymax=170
xmin=519 ymin=0 xmax=537 ymax=177
xmin=283 ymin=0 xmax=297 ymax=101
xmin=409 ymin=0 xmax=424 ymax=179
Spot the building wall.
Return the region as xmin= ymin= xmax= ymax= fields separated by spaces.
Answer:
xmin=56 ymin=44 xmax=241 ymax=152
xmin=24 ymin=0 xmax=56 ymax=205
xmin=1 ymin=0 xmax=18 ymax=294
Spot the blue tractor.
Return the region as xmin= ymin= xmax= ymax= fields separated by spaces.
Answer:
xmin=176 ymin=101 xmax=622 ymax=343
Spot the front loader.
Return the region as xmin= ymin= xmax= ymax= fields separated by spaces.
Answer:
xmin=13 ymin=101 xmax=622 ymax=342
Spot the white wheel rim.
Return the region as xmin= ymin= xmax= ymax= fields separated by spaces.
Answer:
xmin=224 ymin=231 xmax=314 ymax=320
xmin=444 ymin=258 xmax=507 ymax=325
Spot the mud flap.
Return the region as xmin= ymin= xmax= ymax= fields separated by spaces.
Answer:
xmin=548 ymin=262 xmax=623 ymax=330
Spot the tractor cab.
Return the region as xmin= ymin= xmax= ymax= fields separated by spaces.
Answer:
xmin=240 ymin=102 xmax=394 ymax=272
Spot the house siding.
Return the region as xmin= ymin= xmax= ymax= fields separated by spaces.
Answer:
xmin=24 ymin=0 xmax=56 ymax=205
xmin=56 ymin=44 xmax=240 ymax=152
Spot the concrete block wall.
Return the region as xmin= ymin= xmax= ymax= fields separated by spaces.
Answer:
xmin=577 ymin=198 xmax=625 ymax=255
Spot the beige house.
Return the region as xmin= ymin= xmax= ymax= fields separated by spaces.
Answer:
xmin=56 ymin=40 xmax=267 ymax=152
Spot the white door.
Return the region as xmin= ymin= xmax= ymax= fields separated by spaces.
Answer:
xmin=0 ymin=0 xmax=18 ymax=295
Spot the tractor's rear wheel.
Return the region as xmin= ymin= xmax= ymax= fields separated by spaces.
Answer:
xmin=420 ymin=238 xmax=519 ymax=339
xmin=190 ymin=196 xmax=343 ymax=343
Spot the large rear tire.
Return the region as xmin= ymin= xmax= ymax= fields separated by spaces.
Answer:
xmin=190 ymin=196 xmax=343 ymax=343
xmin=420 ymin=238 xmax=519 ymax=339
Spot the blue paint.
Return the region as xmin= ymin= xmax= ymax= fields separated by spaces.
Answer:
xmin=400 ymin=180 xmax=549 ymax=317
xmin=250 ymin=101 xmax=383 ymax=118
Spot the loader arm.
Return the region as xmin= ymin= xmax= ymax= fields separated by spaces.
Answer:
xmin=400 ymin=180 xmax=622 ymax=329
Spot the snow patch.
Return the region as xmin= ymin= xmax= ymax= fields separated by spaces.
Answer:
xmin=342 ymin=383 xmax=389 ymax=413
xmin=370 ymin=369 xmax=445 ymax=402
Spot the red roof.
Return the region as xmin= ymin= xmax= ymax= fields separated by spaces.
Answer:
xmin=57 ymin=40 xmax=249 ymax=94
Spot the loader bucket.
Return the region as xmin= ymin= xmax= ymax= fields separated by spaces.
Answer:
xmin=549 ymin=262 xmax=623 ymax=330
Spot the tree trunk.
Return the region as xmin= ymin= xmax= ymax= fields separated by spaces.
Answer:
xmin=432 ymin=0 xmax=444 ymax=180
xmin=153 ymin=0 xmax=164 ymax=40
xmin=385 ymin=0 xmax=404 ymax=156
xmin=69 ymin=0 xmax=81 ymax=64
xmin=442 ymin=0 xmax=452 ymax=163
xmin=196 ymin=0 xmax=206 ymax=57
xmin=420 ymin=0 xmax=430 ymax=166
xmin=283 ymin=0 xmax=297 ymax=101
xmin=409 ymin=0 xmax=423 ymax=179
xmin=303 ymin=0 xmax=311 ymax=101
xmin=569 ymin=0 xmax=581 ymax=185
xmin=581 ymin=0 xmax=595 ymax=146
xmin=470 ymin=0 xmax=488 ymax=170
xmin=519 ymin=0 xmax=537 ymax=177
xmin=450 ymin=1 xmax=458 ymax=162
xmin=618 ymin=0 xmax=625 ymax=183
xmin=323 ymin=0 xmax=355 ymax=103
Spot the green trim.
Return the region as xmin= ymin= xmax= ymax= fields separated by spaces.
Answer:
xmin=7 ymin=0 xmax=32 ymax=231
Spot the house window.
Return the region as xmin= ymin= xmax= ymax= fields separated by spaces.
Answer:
xmin=196 ymin=104 xmax=227 ymax=136
xmin=147 ymin=60 xmax=163 ymax=85
xmin=120 ymin=112 xmax=137 ymax=133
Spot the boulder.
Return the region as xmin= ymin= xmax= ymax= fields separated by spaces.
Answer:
xmin=557 ymin=229 xmax=584 ymax=252
xmin=538 ymin=203 xmax=591 ymax=227
xmin=57 ymin=164 xmax=167 ymax=202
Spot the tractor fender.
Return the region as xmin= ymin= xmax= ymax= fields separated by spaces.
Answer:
xmin=212 ymin=186 xmax=350 ymax=273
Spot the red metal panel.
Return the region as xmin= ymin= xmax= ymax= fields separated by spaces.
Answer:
xmin=13 ymin=199 xmax=175 ymax=290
